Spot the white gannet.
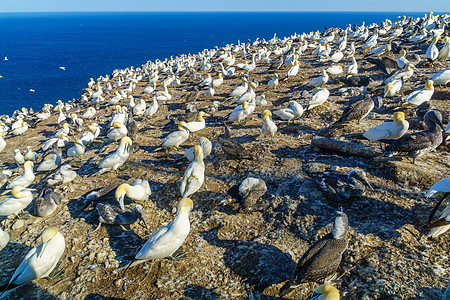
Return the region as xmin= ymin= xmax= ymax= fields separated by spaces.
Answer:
xmin=397 ymin=49 xmax=409 ymax=69
xmin=229 ymin=78 xmax=248 ymax=97
xmin=426 ymin=35 xmax=441 ymax=62
xmin=0 ymin=186 xmax=34 ymax=216
xmin=185 ymin=112 xmax=209 ymax=133
xmin=126 ymin=197 xmax=193 ymax=268
xmin=403 ymin=80 xmax=434 ymax=106
xmin=212 ymin=73 xmax=223 ymax=87
xmin=133 ymin=99 xmax=146 ymax=116
xmin=144 ymin=96 xmax=158 ymax=118
xmin=184 ymin=137 xmax=212 ymax=162
xmin=429 ymin=68 xmax=450 ymax=85
xmin=363 ymin=112 xmax=409 ymax=142
xmin=287 ymin=60 xmax=300 ymax=77
xmin=438 ymin=36 xmax=450 ymax=60
xmin=11 ymin=122 xmax=29 ymax=136
xmin=329 ymin=50 xmax=344 ymax=63
xmin=107 ymin=121 xmax=128 ymax=141
xmin=54 ymin=123 xmax=70 ymax=138
xmin=24 ymin=146 xmax=38 ymax=162
xmin=383 ymin=63 xmax=414 ymax=84
xmin=228 ymin=102 xmax=252 ymax=123
xmin=82 ymin=107 xmax=96 ymax=119
xmin=307 ymin=69 xmax=329 ymax=87
xmin=67 ymin=139 xmax=85 ymax=159
xmin=261 ymin=110 xmax=277 ymax=141
xmin=180 ymin=145 xmax=205 ymax=198
xmin=115 ymin=179 xmax=151 ymax=210
xmin=0 ymin=227 xmax=65 ymax=294
xmin=236 ymin=82 xmax=256 ymax=104
xmin=41 ymin=133 xmax=68 ymax=152
xmin=98 ymin=136 xmax=132 ymax=174
xmin=6 ymin=161 xmax=35 ymax=189
xmin=267 ymin=74 xmax=279 ymax=90
xmin=346 ymin=56 xmax=358 ymax=75
xmin=14 ymin=149 xmax=25 ymax=166
xmin=37 ymin=153 xmax=62 ymax=172
xmin=273 ymin=101 xmax=304 ymax=122
xmin=366 ymin=43 xmax=391 ymax=57
xmin=325 ymin=65 xmax=343 ymax=76
xmin=160 ymin=121 xmax=190 ymax=149
xmin=143 ymin=82 xmax=157 ymax=94
xmin=307 ymin=87 xmax=330 ymax=111
xmin=47 ymin=164 xmax=77 ymax=186
xmin=384 ymin=79 xmax=403 ymax=98
xmin=80 ymin=124 xmax=96 ymax=146
xmin=0 ymin=227 xmax=9 ymax=252
xmin=425 ymin=177 xmax=450 ymax=238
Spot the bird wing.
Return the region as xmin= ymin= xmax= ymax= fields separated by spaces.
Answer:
xmin=385 ymin=131 xmax=432 ymax=152
xmin=135 ymin=224 xmax=172 ymax=260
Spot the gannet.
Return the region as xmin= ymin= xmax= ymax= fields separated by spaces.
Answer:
xmin=6 ymin=161 xmax=35 ymax=189
xmin=311 ymin=169 xmax=373 ymax=202
xmin=10 ymin=122 xmax=29 ymax=136
xmin=268 ymin=74 xmax=279 ymax=90
xmin=424 ymin=178 xmax=450 ymax=238
xmin=307 ymin=88 xmax=330 ymax=111
xmin=384 ymin=79 xmax=403 ymax=98
xmin=426 ymin=35 xmax=441 ymax=62
xmin=47 ymin=164 xmax=77 ymax=186
xmin=133 ymin=99 xmax=146 ymax=116
xmin=107 ymin=91 xmax=124 ymax=105
xmin=438 ymin=36 xmax=450 ymax=60
xmin=212 ymin=74 xmax=223 ymax=87
xmin=82 ymin=107 xmax=96 ymax=119
xmin=98 ymin=136 xmax=132 ymax=173
xmin=279 ymin=211 xmax=348 ymax=297
xmin=37 ymin=153 xmax=61 ymax=172
xmin=0 ymin=227 xmax=65 ymax=295
xmin=383 ymin=63 xmax=414 ymax=84
xmin=24 ymin=146 xmax=38 ymax=162
xmin=325 ymin=65 xmax=343 ymax=75
xmin=261 ymin=110 xmax=277 ymax=141
xmin=238 ymin=177 xmax=268 ymax=212
xmin=310 ymin=284 xmax=340 ymax=300
xmin=54 ymin=123 xmax=70 ymax=138
xmin=67 ymin=139 xmax=85 ymax=159
xmin=228 ymin=102 xmax=252 ymax=123
xmin=41 ymin=133 xmax=68 ymax=152
xmin=125 ymin=197 xmax=193 ymax=268
xmin=363 ymin=112 xmax=409 ymax=142
xmin=397 ymin=49 xmax=410 ymax=69
xmin=14 ymin=149 xmax=25 ymax=166
xmin=0 ymin=170 xmax=12 ymax=190
xmin=366 ymin=43 xmax=391 ymax=57
xmin=107 ymin=121 xmax=128 ymax=141
xmin=273 ymin=101 xmax=304 ymax=122
xmin=346 ymin=56 xmax=358 ymax=75
xmin=143 ymin=82 xmax=157 ymax=94
xmin=403 ymin=80 xmax=434 ymax=106
xmin=184 ymin=137 xmax=212 ymax=162
xmin=287 ymin=60 xmax=300 ymax=77
xmin=80 ymin=125 xmax=96 ymax=146
xmin=160 ymin=121 xmax=190 ymax=148
xmin=185 ymin=112 xmax=209 ymax=133
xmin=385 ymin=110 xmax=444 ymax=163
xmin=35 ymin=188 xmax=61 ymax=217
xmin=429 ymin=68 xmax=450 ymax=85
xmin=307 ymin=70 xmax=329 ymax=88
xmin=229 ymin=78 xmax=248 ymax=97
xmin=0 ymin=227 xmax=8 ymax=252
xmin=180 ymin=145 xmax=205 ymax=198
xmin=144 ymin=96 xmax=158 ymax=118
xmin=115 ymin=179 xmax=151 ymax=210
xmin=95 ymin=203 xmax=147 ymax=230
xmin=0 ymin=186 xmax=34 ymax=216
xmin=236 ymin=82 xmax=256 ymax=104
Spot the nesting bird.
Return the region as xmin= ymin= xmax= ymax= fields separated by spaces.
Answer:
xmin=180 ymin=145 xmax=205 ymax=198
xmin=98 ymin=136 xmax=132 ymax=174
xmin=424 ymin=177 xmax=450 ymax=238
xmin=363 ymin=112 xmax=409 ymax=142
xmin=0 ymin=227 xmax=65 ymax=295
xmin=273 ymin=101 xmax=304 ymax=122
xmin=159 ymin=121 xmax=190 ymax=149
xmin=124 ymin=197 xmax=193 ymax=268
xmin=115 ymin=179 xmax=151 ymax=210
xmin=0 ymin=186 xmax=34 ymax=216
xmin=35 ymin=188 xmax=62 ymax=217
xmin=6 ymin=161 xmax=35 ymax=189
xmin=184 ymin=137 xmax=212 ymax=162
xmin=403 ymin=80 xmax=434 ymax=106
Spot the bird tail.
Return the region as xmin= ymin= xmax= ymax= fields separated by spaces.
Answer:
xmin=0 ymin=282 xmax=20 ymax=298
xmin=279 ymin=280 xmax=297 ymax=297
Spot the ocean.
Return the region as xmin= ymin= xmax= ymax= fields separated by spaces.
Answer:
xmin=0 ymin=11 xmax=427 ymax=116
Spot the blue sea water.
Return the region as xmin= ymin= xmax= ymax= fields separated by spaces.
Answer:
xmin=0 ymin=11 xmax=428 ymax=115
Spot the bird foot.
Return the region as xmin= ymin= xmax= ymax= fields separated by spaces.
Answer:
xmin=47 ymin=268 xmax=64 ymax=280
xmin=17 ymin=211 xmax=32 ymax=219
xmin=169 ymin=247 xmax=187 ymax=261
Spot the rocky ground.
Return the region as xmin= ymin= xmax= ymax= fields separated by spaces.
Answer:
xmin=0 ymin=23 xmax=450 ymax=300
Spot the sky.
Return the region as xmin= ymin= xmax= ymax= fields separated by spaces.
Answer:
xmin=1 ymin=0 xmax=448 ymax=12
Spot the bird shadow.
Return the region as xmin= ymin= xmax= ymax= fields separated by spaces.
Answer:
xmin=84 ymin=294 xmax=126 ymax=300
xmin=201 ymin=225 xmax=295 ymax=292
xmin=182 ymin=284 xmax=220 ymax=300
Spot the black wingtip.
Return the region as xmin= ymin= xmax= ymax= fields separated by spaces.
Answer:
xmin=278 ymin=280 xmax=295 ymax=297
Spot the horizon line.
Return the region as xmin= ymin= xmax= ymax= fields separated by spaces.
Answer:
xmin=0 ymin=10 xmax=441 ymax=13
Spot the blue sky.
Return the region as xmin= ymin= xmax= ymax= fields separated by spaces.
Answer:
xmin=1 ymin=0 xmax=449 ymax=12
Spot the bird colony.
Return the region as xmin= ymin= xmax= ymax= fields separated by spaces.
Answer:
xmin=0 ymin=12 xmax=450 ymax=299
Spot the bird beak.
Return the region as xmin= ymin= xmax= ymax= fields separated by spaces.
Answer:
xmin=118 ymin=195 xmax=125 ymax=211
xmin=139 ymin=216 xmax=148 ymax=228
